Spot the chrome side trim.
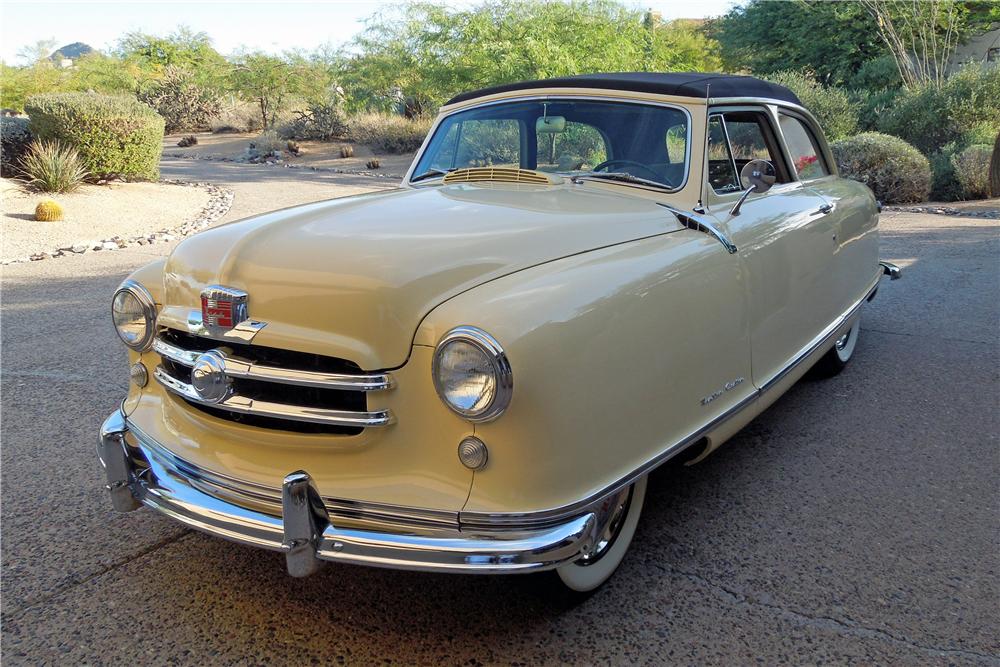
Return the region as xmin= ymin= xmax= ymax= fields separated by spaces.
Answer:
xmin=460 ymin=273 xmax=881 ymax=529
xmin=153 ymin=337 xmax=393 ymax=392
xmin=154 ymin=366 xmax=394 ymax=427
xmin=657 ymin=203 xmax=738 ymax=254
xmin=99 ymin=411 xmax=598 ymax=574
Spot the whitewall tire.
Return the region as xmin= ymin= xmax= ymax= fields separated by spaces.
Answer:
xmin=814 ymin=318 xmax=860 ymax=377
xmin=556 ymin=475 xmax=648 ymax=593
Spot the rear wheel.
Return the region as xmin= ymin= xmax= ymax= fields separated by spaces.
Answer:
xmin=556 ymin=475 xmax=647 ymax=592
xmin=813 ymin=318 xmax=860 ymax=377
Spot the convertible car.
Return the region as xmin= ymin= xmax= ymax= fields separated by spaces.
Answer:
xmin=100 ymin=73 xmax=900 ymax=592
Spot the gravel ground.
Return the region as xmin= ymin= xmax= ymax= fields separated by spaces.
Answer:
xmin=1 ymin=179 xmax=212 ymax=262
xmin=1 ymin=159 xmax=997 ymax=665
xmin=163 ymin=132 xmax=417 ymax=177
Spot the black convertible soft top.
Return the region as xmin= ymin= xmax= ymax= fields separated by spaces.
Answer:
xmin=446 ymin=72 xmax=802 ymax=107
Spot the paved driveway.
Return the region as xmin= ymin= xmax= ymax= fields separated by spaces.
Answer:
xmin=2 ymin=164 xmax=997 ymax=665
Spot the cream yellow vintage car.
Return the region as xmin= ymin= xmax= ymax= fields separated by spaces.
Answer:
xmin=100 ymin=73 xmax=900 ymax=592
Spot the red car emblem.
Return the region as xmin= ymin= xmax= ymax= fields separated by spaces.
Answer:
xmin=200 ymin=286 xmax=249 ymax=333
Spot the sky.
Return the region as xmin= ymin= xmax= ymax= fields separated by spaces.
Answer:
xmin=0 ymin=0 xmax=738 ymax=64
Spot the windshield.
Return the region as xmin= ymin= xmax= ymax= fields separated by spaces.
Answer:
xmin=412 ymin=99 xmax=689 ymax=190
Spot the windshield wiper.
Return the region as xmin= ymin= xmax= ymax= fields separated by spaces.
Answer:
xmin=571 ymin=172 xmax=673 ymax=192
xmin=410 ymin=168 xmax=454 ymax=183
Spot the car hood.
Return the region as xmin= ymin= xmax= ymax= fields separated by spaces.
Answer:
xmin=160 ymin=183 xmax=682 ymax=369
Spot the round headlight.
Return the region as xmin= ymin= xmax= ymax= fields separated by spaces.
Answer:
xmin=112 ymin=280 xmax=156 ymax=351
xmin=432 ymin=326 xmax=512 ymax=422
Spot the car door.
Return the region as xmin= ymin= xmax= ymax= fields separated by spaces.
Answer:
xmin=777 ymin=111 xmax=878 ymax=318
xmin=703 ymin=108 xmax=840 ymax=389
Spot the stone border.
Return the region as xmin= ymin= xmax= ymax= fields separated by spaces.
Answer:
xmin=162 ymin=152 xmax=405 ymax=180
xmin=2 ymin=181 xmax=234 ymax=265
xmin=884 ymin=204 xmax=999 ymax=219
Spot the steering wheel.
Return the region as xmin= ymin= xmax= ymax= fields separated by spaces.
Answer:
xmin=592 ymin=159 xmax=662 ymax=182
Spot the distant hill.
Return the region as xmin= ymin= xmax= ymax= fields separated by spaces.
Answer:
xmin=50 ymin=42 xmax=94 ymax=61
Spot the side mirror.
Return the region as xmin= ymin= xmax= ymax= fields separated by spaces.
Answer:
xmin=731 ymin=159 xmax=776 ymax=216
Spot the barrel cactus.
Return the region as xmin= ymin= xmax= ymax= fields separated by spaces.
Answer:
xmin=35 ymin=199 xmax=64 ymax=221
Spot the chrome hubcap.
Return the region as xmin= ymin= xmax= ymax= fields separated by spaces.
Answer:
xmin=577 ymin=485 xmax=633 ymax=566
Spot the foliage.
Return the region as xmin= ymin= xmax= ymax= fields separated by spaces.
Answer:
xmin=832 ymin=133 xmax=930 ymax=204
xmin=229 ymin=52 xmax=316 ymax=129
xmin=848 ymin=55 xmax=903 ymax=91
xmin=210 ymin=101 xmax=263 ymax=133
xmin=278 ymin=100 xmax=348 ymax=140
xmin=993 ymin=134 xmax=1000 ymax=198
xmin=764 ymin=71 xmax=857 ymax=140
xmin=115 ymin=27 xmax=229 ymax=89
xmin=1 ymin=116 xmax=32 ymax=177
xmin=25 ymin=92 xmax=164 ymax=180
xmin=250 ymin=130 xmax=284 ymax=156
xmin=951 ymin=144 xmax=992 ymax=199
xmin=339 ymin=1 xmax=722 ymax=112
xmin=345 ymin=113 xmax=432 ymax=154
xmin=877 ymin=64 xmax=1000 ymax=155
xmin=710 ymin=1 xmax=887 ymax=87
xmin=138 ymin=66 xmax=222 ymax=132
xmin=19 ymin=140 xmax=88 ymax=192
xmin=860 ymin=0 xmax=963 ymax=88
xmin=0 ymin=60 xmax=65 ymax=112
xmin=35 ymin=198 xmax=64 ymax=221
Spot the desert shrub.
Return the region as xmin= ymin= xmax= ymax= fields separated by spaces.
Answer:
xmin=250 ymin=130 xmax=283 ymax=155
xmin=928 ymin=124 xmax=1000 ymax=201
xmin=210 ymin=101 xmax=262 ymax=133
xmin=25 ymin=92 xmax=164 ymax=180
xmin=878 ymin=64 xmax=1000 ymax=155
xmin=278 ymin=101 xmax=347 ymax=141
xmin=345 ymin=113 xmax=432 ymax=154
xmin=19 ymin=140 xmax=88 ymax=193
xmin=832 ymin=133 xmax=930 ymax=204
xmin=35 ymin=199 xmax=64 ymax=221
xmin=1 ymin=115 xmax=32 ymax=177
xmin=764 ymin=71 xmax=857 ymax=141
xmin=952 ymin=144 xmax=992 ymax=200
xmin=138 ymin=66 xmax=222 ymax=133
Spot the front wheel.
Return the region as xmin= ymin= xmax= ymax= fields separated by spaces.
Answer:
xmin=556 ymin=475 xmax=647 ymax=592
xmin=812 ymin=318 xmax=860 ymax=377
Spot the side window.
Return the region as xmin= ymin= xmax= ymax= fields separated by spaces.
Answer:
xmin=536 ymin=121 xmax=607 ymax=172
xmin=429 ymin=119 xmax=521 ymax=170
xmin=779 ymin=114 xmax=830 ymax=180
xmin=707 ymin=110 xmax=787 ymax=194
xmin=707 ymin=115 xmax=740 ymax=193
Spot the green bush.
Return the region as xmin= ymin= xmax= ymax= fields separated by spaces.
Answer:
xmin=1 ymin=115 xmax=32 ymax=177
xmin=878 ymin=64 xmax=1000 ymax=155
xmin=19 ymin=139 xmax=88 ymax=193
xmin=138 ymin=66 xmax=222 ymax=133
xmin=345 ymin=113 xmax=432 ymax=154
xmin=278 ymin=101 xmax=347 ymax=141
xmin=25 ymin=92 xmax=164 ymax=180
xmin=952 ymin=144 xmax=992 ymax=200
xmin=832 ymin=133 xmax=930 ymax=204
xmin=928 ymin=124 xmax=1000 ymax=201
xmin=848 ymin=55 xmax=903 ymax=92
xmin=852 ymin=87 xmax=901 ymax=133
xmin=765 ymin=71 xmax=857 ymax=141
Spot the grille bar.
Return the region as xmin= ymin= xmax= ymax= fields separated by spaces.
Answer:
xmin=153 ymin=336 xmax=392 ymax=391
xmin=154 ymin=366 xmax=394 ymax=428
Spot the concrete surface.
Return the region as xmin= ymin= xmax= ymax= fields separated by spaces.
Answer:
xmin=1 ymin=161 xmax=997 ymax=666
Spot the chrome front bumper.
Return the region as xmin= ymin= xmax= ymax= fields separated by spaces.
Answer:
xmin=98 ymin=410 xmax=598 ymax=575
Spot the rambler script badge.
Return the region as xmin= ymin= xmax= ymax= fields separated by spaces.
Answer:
xmin=701 ymin=377 xmax=745 ymax=406
xmin=200 ymin=286 xmax=249 ymax=335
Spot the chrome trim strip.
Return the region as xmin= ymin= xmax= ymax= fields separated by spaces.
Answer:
xmin=153 ymin=337 xmax=393 ymax=392
xmin=460 ymin=273 xmax=882 ymax=529
xmin=154 ymin=366 xmax=394 ymax=427
xmin=99 ymin=411 xmax=597 ymax=574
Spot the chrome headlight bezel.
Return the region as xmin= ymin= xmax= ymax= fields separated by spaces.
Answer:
xmin=111 ymin=279 xmax=157 ymax=352
xmin=432 ymin=326 xmax=513 ymax=423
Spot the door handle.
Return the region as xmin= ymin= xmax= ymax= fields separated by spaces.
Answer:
xmin=815 ymin=203 xmax=835 ymax=215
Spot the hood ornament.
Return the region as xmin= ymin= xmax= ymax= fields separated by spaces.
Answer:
xmin=192 ymin=285 xmax=267 ymax=342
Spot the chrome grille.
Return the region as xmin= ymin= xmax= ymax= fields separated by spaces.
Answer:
xmin=153 ymin=329 xmax=393 ymax=435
